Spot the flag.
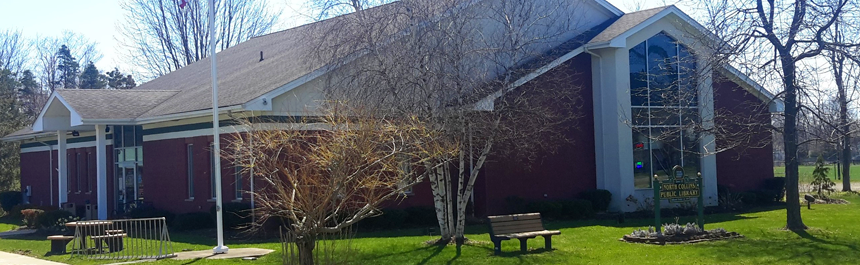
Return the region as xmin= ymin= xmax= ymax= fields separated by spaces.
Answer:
xmin=179 ymin=0 xmax=188 ymax=9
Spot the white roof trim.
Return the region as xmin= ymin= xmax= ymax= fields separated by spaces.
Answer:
xmin=602 ymin=6 xmax=720 ymax=48
xmin=592 ymin=0 xmax=624 ymax=16
xmin=1 ymin=131 xmax=56 ymax=142
xmin=473 ymin=47 xmax=586 ymax=110
xmin=32 ymin=92 xmax=84 ymax=132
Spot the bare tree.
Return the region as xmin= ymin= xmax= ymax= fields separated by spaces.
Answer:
xmin=304 ymin=0 xmax=591 ymax=243
xmin=226 ymin=105 xmax=455 ymax=265
xmin=34 ymin=31 xmax=101 ymax=92
xmin=118 ymin=0 xmax=281 ymax=79
xmin=0 ymin=29 xmax=29 ymax=74
xmin=306 ymin=0 xmax=393 ymax=19
xmin=695 ymin=0 xmax=859 ymax=230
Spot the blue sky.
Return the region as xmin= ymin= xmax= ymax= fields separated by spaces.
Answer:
xmin=0 ymin=0 xmax=681 ymax=75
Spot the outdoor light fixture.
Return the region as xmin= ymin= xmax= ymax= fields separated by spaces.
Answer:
xmin=72 ymin=131 xmax=80 ymax=137
xmin=105 ymin=126 xmax=111 ymax=133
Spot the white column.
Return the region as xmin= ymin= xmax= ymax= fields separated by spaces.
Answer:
xmin=698 ymin=61 xmax=718 ymax=206
xmin=96 ymin=125 xmax=108 ymax=219
xmin=591 ymin=48 xmax=635 ymax=212
xmin=57 ymin=131 xmax=68 ymax=205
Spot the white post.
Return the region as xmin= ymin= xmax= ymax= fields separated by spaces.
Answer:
xmin=57 ymin=131 xmax=68 ymax=205
xmin=209 ymin=0 xmax=228 ymax=254
xmin=96 ymin=125 xmax=108 ymax=219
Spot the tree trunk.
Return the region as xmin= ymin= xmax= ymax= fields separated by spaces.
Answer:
xmin=296 ymin=235 xmax=316 ymax=265
xmin=836 ymin=58 xmax=852 ymax=191
xmin=781 ymin=59 xmax=807 ymax=231
xmin=428 ymin=163 xmax=454 ymax=241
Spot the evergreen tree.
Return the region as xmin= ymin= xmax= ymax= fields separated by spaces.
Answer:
xmin=17 ymin=70 xmax=41 ymax=120
xmin=56 ymin=45 xmax=79 ymax=89
xmin=811 ymin=156 xmax=836 ymax=199
xmin=0 ymin=68 xmax=26 ymax=192
xmin=18 ymin=70 xmax=38 ymax=96
xmin=106 ymin=68 xmax=136 ymax=89
xmin=79 ymin=61 xmax=106 ymax=89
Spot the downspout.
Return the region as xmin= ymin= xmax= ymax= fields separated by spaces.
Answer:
xmin=36 ymin=139 xmax=54 ymax=206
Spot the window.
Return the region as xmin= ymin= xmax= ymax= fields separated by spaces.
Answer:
xmin=187 ymin=144 xmax=194 ymax=199
xmin=76 ymin=153 xmax=82 ymax=192
xmin=234 ymin=166 xmax=243 ymax=200
xmin=397 ymin=159 xmax=414 ymax=195
xmin=629 ymin=32 xmax=700 ymax=189
xmin=210 ymin=143 xmax=216 ymax=200
xmin=87 ymin=152 xmax=93 ymax=192
xmin=67 ymin=153 xmax=72 ymax=194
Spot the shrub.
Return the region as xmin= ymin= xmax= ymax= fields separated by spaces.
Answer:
xmin=560 ymin=199 xmax=594 ymax=219
xmin=763 ymin=178 xmax=785 ymax=201
xmin=0 ymin=191 xmax=22 ymax=213
xmin=172 ymin=212 xmax=215 ymax=231
xmin=580 ymin=189 xmax=612 ymax=212
xmin=504 ymin=196 xmax=528 ymax=214
xmin=209 ymin=202 xmax=252 ymax=230
xmin=10 ymin=204 xmax=37 ymax=219
xmin=753 ymin=189 xmax=779 ymax=204
xmin=21 ymin=209 xmax=44 ymax=228
xmin=526 ymin=201 xmax=564 ymax=219
xmin=126 ymin=206 xmax=176 ymax=225
xmin=37 ymin=210 xmax=75 ymax=230
xmin=404 ymin=206 xmax=437 ymax=227
xmin=738 ymin=192 xmax=757 ymax=205
xmin=359 ymin=209 xmax=409 ymax=230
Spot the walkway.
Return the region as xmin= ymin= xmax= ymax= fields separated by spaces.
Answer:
xmin=0 ymin=251 xmax=67 ymax=265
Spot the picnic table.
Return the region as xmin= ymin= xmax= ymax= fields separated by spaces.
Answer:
xmin=65 ymin=221 xmax=118 ymax=252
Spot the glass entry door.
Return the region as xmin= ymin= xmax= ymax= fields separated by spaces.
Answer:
xmin=116 ymin=162 xmax=143 ymax=212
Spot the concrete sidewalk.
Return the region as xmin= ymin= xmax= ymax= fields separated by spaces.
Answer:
xmin=0 ymin=251 xmax=67 ymax=265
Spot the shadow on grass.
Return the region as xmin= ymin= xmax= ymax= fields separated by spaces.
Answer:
xmin=0 ymin=215 xmax=22 ymax=226
xmin=696 ymin=228 xmax=860 ymax=264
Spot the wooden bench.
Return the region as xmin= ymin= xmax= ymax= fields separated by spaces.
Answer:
xmin=487 ymin=213 xmax=560 ymax=255
xmin=91 ymin=233 xmax=126 ymax=253
xmin=47 ymin=235 xmax=75 ymax=254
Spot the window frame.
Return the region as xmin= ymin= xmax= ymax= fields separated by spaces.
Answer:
xmin=629 ymin=32 xmax=700 ymax=189
xmin=187 ymin=144 xmax=195 ymax=200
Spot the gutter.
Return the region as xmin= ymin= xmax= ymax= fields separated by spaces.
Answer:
xmin=133 ymin=105 xmax=244 ymax=124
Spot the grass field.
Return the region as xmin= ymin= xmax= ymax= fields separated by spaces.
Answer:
xmin=773 ymin=165 xmax=859 ymax=183
xmin=2 ymin=193 xmax=860 ymax=264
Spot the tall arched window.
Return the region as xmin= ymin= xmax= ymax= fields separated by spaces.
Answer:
xmin=629 ymin=32 xmax=699 ymax=189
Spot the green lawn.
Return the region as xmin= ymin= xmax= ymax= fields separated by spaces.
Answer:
xmin=2 ymin=193 xmax=860 ymax=264
xmin=773 ymin=165 xmax=858 ymax=182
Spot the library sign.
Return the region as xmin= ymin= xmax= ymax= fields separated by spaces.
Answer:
xmin=652 ymin=165 xmax=705 ymax=233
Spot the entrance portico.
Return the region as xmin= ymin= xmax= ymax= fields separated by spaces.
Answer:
xmin=31 ymin=93 xmax=113 ymax=220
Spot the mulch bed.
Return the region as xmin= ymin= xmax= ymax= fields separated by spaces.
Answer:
xmin=809 ymin=198 xmax=850 ymax=204
xmin=621 ymin=231 xmax=743 ymax=245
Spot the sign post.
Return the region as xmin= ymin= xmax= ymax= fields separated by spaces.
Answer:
xmin=653 ymin=166 xmax=705 ymax=232
xmin=653 ymin=175 xmax=661 ymax=234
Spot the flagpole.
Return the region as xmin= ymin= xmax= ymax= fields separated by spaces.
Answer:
xmin=209 ymin=0 xmax=228 ymax=254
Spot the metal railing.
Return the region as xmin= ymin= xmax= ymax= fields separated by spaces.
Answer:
xmin=69 ymin=217 xmax=175 ymax=260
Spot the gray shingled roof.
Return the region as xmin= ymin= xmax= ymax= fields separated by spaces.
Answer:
xmin=588 ymin=6 xmax=669 ymax=44
xmin=56 ymin=89 xmax=179 ymax=119
xmin=134 ymin=1 xmax=413 ymax=118
xmin=4 ymin=127 xmax=37 ymax=139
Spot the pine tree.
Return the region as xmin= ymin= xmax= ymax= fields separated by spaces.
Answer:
xmin=0 ymin=68 xmax=26 ymax=192
xmin=106 ymin=68 xmax=136 ymax=89
xmin=79 ymin=61 xmax=106 ymax=89
xmin=56 ymin=45 xmax=79 ymax=89
xmin=17 ymin=70 xmax=40 ymax=120
xmin=811 ymin=155 xmax=836 ymax=199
